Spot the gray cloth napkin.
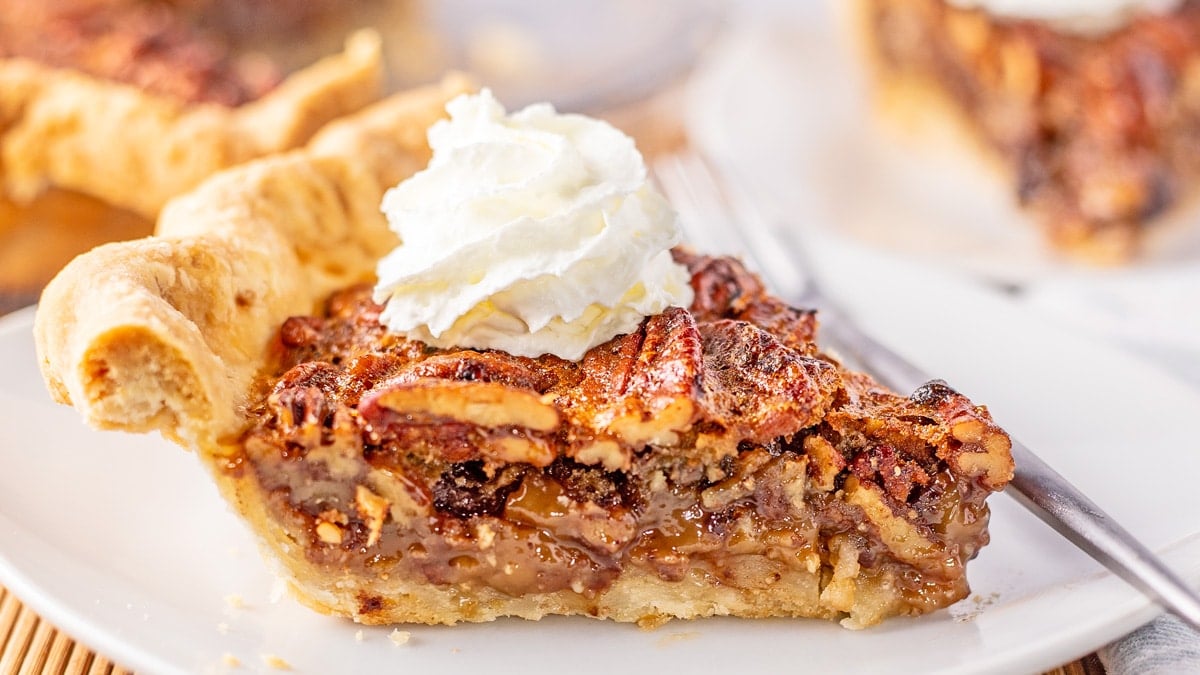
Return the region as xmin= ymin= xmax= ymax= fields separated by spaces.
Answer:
xmin=1100 ymin=615 xmax=1200 ymax=675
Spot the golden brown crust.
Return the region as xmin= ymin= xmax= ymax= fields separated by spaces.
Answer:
xmin=34 ymin=74 xmax=473 ymax=448
xmin=266 ymin=550 xmax=853 ymax=628
xmin=1 ymin=29 xmax=385 ymax=218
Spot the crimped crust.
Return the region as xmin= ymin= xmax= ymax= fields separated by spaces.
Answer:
xmin=35 ymin=74 xmax=472 ymax=449
xmin=1 ymin=29 xmax=385 ymax=218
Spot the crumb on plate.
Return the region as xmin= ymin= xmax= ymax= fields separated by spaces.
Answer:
xmin=261 ymin=654 xmax=291 ymax=670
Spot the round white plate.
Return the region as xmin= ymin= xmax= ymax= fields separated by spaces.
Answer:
xmin=684 ymin=2 xmax=1200 ymax=284
xmin=4 ymin=249 xmax=1200 ymax=674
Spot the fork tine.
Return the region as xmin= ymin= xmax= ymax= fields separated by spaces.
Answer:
xmin=653 ymin=152 xmax=746 ymax=258
xmin=653 ymin=149 xmax=811 ymax=302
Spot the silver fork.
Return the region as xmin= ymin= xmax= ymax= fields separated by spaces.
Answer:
xmin=652 ymin=148 xmax=1200 ymax=633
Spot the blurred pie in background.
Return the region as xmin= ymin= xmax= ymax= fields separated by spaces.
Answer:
xmin=859 ymin=0 xmax=1200 ymax=263
xmin=0 ymin=0 xmax=396 ymax=216
xmin=0 ymin=0 xmax=410 ymax=311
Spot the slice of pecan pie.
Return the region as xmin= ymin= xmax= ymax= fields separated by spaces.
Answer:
xmin=859 ymin=0 xmax=1200 ymax=261
xmin=0 ymin=0 xmax=386 ymax=218
xmin=35 ymin=78 xmax=1013 ymax=629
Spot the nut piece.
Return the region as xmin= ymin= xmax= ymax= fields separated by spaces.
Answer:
xmin=355 ymin=485 xmax=391 ymax=548
xmin=571 ymin=439 xmax=630 ymax=472
xmin=843 ymin=477 xmax=938 ymax=566
xmin=947 ymin=413 xmax=1013 ymax=489
xmin=490 ymin=436 xmax=555 ymax=467
xmin=700 ymin=449 xmax=773 ymax=510
xmin=315 ymin=521 xmax=344 ymax=545
xmin=804 ymin=435 xmax=844 ymax=492
xmin=950 ymin=419 xmax=985 ymax=444
xmin=819 ymin=536 xmax=861 ymax=613
xmin=368 ymin=380 xmax=559 ymax=431
xmin=573 ymin=307 xmax=703 ymax=447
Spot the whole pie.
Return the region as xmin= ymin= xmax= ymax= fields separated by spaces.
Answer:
xmin=0 ymin=0 xmax=388 ymax=218
xmin=858 ymin=0 xmax=1200 ymax=262
xmin=35 ymin=80 xmax=1014 ymax=629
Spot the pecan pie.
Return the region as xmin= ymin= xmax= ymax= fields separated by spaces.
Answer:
xmin=0 ymin=0 xmax=386 ymax=218
xmin=35 ymin=77 xmax=1013 ymax=629
xmin=859 ymin=0 xmax=1200 ymax=261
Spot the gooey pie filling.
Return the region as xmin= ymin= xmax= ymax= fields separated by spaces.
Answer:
xmin=229 ymin=252 xmax=1013 ymax=622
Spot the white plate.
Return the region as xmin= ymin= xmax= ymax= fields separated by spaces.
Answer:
xmin=684 ymin=2 xmax=1200 ymax=284
xmin=4 ymin=249 xmax=1200 ymax=675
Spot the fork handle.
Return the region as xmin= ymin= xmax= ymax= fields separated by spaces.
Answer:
xmin=1006 ymin=442 xmax=1200 ymax=633
xmin=813 ymin=305 xmax=932 ymax=393
xmin=824 ymin=307 xmax=1200 ymax=633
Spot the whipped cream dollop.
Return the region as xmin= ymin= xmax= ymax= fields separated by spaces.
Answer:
xmin=373 ymin=90 xmax=693 ymax=361
xmin=948 ymin=0 xmax=1183 ymax=34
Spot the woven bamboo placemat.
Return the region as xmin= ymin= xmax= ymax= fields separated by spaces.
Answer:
xmin=0 ymin=587 xmax=130 ymax=675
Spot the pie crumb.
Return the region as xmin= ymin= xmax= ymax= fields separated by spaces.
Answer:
xmin=261 ymin=654 xmax=291 ymax=670
xmin=388 ymin=629 xmax=411 ymax=646
xmin=269 ymin=578 xmax=287 ymax=603
xmin=656 ymin=631 xmax=700 ymax=647
xmin=216 ymin=622 xmax=230 ymax=635
xmin=355 ymin=629 xmax=365 ymax=642
xmin=221 ymin=653 xmax=241 ymax=667
xmin=224 ymin=594 xmax=245 ymax=609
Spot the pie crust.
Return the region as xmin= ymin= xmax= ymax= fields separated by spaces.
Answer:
xmin=37 ymin=74 xmax=473 ymax=446
xmin=35 ymin=76 xmax=1013 ymax=629
xmin=1 ymin=28 xmax=384 ymax=218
